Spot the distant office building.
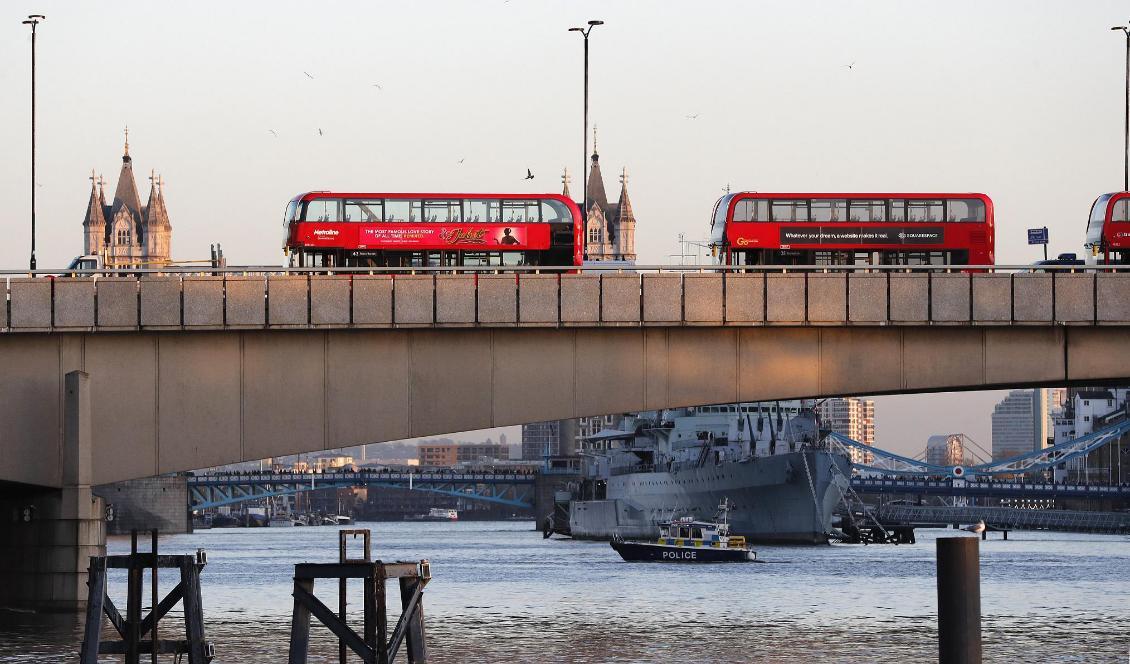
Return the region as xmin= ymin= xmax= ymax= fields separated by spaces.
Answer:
xmin=926 ymin=434 xmax=967 ymax=467
xmin=816 ymin=397 xmax=875 ymax=464
xmin=521 ymin=421 xmax=561 ymax=460
xmin=417 ymin=442 xmax=509 ymax=467
xmin=82 ymin=129 xmax=172 ymax=268
xmin=991 ymin=389 xmax=1048 ymax=460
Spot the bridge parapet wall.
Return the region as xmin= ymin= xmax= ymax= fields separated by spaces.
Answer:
xmin=2 ymin=270 xmax=1129 ymax=332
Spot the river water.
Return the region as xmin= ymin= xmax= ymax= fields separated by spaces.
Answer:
xmin=0 ymin=522 xmax=1127 ymax=663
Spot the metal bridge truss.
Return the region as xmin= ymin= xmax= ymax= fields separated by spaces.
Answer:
xmin=877 ymin=504 xmax=1130 ymax=534
xmin=828 ymin=417 xmax=1130 ymax=478
xmin=188 ymin=472 xmax=535 ymax=510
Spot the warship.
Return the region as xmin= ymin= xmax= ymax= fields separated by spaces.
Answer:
xmin=547 ymin=401 xmax=851 ymax=544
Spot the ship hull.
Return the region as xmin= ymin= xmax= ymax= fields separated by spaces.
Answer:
xmin=569 ymin=450 xmax=848 ymax=544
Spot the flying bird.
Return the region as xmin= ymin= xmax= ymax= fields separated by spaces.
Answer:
xmin=458 ymin=158 xmax=466 ymax=164
xmin=685 ymin=113 xmax=700 ymax=120
xmin=317 ymin=128 xmax=324 ymax=136
xmin=845 ymin=61 xmax=856 ymax=70
xmin=303 ymin=71 xmax=315 ymax=79
xmin=524 ymin=168 xmax=534 ymax=180
xmin=372 ymin=83 xmax=383 ymax=90
xmin=268 ymin=129 xmax=279 ymax=137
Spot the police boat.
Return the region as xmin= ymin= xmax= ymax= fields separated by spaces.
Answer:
xmin=609 ymin=499 xmax=757 ymax=563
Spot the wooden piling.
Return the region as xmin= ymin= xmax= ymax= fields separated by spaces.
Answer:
xmin=288 ymin=529 xmax=430 ymax=664
xmin=80 ymin=532 xmax=213 ymax=663
xmin=937 ymin=537 xmax=982 ymax=664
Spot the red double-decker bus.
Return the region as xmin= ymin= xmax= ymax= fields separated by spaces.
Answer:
xmin=709 ymin=192 xmax=995 ymax=266
xmin=283 ymin=192 xmax=583 ymax=268
xmin=1085 ymin=192 xmax=1130 ymax=263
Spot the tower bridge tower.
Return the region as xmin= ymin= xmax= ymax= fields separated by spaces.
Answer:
xmin=81 ymin=128 xmax=172 ymax=268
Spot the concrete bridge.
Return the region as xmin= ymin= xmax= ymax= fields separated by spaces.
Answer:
xmin=1 ymin=263 xmax=1129 ymax=611
xmin=2 ymin=265 xmax=1129 ymax=488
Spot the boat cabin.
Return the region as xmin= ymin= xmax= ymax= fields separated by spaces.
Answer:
xmin=657 ymin=517 xmax=746 ymax=549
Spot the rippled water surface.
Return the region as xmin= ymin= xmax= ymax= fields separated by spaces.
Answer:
xmin=1 ymin=523 xmax=1127 ymax=662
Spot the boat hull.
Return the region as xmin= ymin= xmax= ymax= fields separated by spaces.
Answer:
xmin=570 ymin=450 xmax=848 ymax=544
xmin=610 ymin=540 xmax=756 ymax=562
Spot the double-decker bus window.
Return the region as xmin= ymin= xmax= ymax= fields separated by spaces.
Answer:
xmin=811 ymin=199 xmax=847 ymax=222
xmin=344 ymin=199 xmax=383 ymax=222
xmin=424 ymin=200 xmax=460 ymax=222
xmin=770 ymin=200 xmax=808 ymax=222
xmin=1086 ymin=194 xmax=1111 ymax=246
xmin=946 ymin=199 xmax=985 ymax=222
xmin=465 ymin=199 xmax=501 ymax=223
xmin=284 ymin=201 xmax=298 ymax=229
xmin=541 ymin=200 xmax=571 ymax=223
xmin=502 ymin=200 xmax=539 ymax=223
xmin=849 ymin=200 xmax=886 ymax=222
xmin=383 ymin=199 xmax=408 ymax=222
xmin=1113 ymin=198 xmax=1130 ymax=222
xmin=889 ymin=200 xmax=907 ymax=222
xmin=733 ymin=199 xmax=768 ymax=222
xmin=304 ymin=198 xmax=340 ymax=221
xmin=907 ymin=200 xmax=944 ymax=222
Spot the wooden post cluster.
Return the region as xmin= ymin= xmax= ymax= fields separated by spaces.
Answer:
xmin=289 ymin=529 xmax=429 ymax=664
xmin=80 ymin=530 xmax=213 ymax=664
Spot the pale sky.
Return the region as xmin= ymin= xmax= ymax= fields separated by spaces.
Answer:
xmin=1 ymin=1 xmax=1122 ymax=454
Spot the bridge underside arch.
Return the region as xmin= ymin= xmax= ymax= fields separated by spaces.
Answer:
xmin=2 ymin=325 xmax=1128 ymax=487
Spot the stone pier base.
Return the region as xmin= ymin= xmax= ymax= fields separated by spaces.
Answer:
xmin=0 ymin=485 xmax=106 ymax=612
xmin=0 ymin=371 xmax=107 ymax=613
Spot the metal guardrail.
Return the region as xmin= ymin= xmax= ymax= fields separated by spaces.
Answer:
xmin=3 ymin=263 xmax=1130 ymax=277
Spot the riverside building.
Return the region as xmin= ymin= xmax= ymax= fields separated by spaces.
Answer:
xmin=815 ymin=397 xmax=875 ymax=464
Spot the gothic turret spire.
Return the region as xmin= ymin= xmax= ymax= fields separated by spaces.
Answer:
xmin=83 ymin=169 xmax=105 ymax=228
xmin=561 ymin=167 xmax=571 ymax=199
xmin=83 ymin=169 xmax=107 ymax=255
xmin=616 ymin=167 xmax=635 ymax=223
xmin=111 ymin=128 xmax=143 ymax=224
xmin=585 ymin=126 xmax=609 ymax=212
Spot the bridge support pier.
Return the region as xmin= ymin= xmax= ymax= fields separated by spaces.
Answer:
xmin=0 ymin=371 xmax=106 ymax=612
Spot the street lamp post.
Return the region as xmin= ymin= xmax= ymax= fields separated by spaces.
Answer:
xmin=1113 ymin=25 xmax=1130 ymax=191
xmin=23 ymin=14 xmax=45 ymax=273
xmin=569 ymin=20 xmax=603 ymax=220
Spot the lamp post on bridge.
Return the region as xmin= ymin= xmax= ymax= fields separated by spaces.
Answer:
xmin=22 ymin=14 xmax=45 ymax=273
xmin=1113 ymin=24 xmax=1130 ymax=191
xmin=568 ymin=20 xmax=604 ymax=221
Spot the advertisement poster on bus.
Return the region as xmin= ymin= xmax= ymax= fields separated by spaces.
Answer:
xmin=357 ymin=224 xmax=542 ymax=249
xmin=776 ymin=226 xmax=945 ymax=245
xmin=296 ymin=223 xmax=550 ymax=249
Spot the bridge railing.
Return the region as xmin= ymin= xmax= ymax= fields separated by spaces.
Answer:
xmin=3 ymin=264 xmax=1130 ymax=332
xmin=852 ymin=477 xmax=1130 ymax=496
